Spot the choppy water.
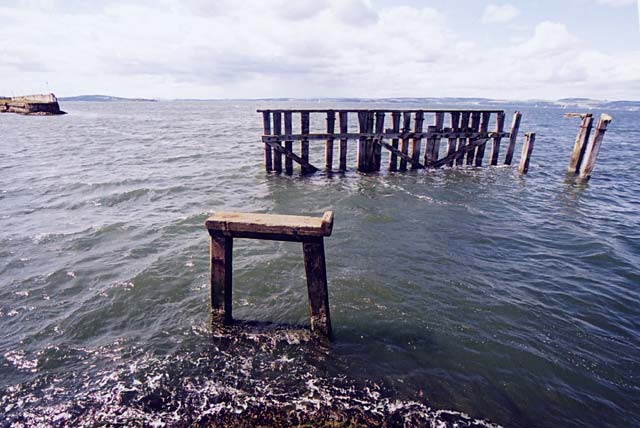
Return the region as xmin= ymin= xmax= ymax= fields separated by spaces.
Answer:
xmin=1 ymin=100 xmax=639 ymax=427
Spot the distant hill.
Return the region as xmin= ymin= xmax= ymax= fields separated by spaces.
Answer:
xmin=60 ymin=95 xmax=157 ymax=102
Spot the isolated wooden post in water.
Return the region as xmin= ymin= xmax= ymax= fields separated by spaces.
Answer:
xmin=301 ymin=112 xmax=311 ymax=174
xmin=399 ymin=112 xmax=411 ymax=171
xmin=490 ymin=112 xmax=506 ymax=166
xmin=446 ymin=112 xmax=461 ymax=167
xmin=262 ymin=111 xmax=272 ymax=172
xmin=412 ymin=112 xmax=425 ymax=169
xmin=208 ymin=232 xmax=233 ymax=325
xmin=272 ymin=112 xmax=283 ymax=173
xmin=456 ymin=112 xmax=470 ymax=166
xmin=389 ymin=112 xmax=401 ymax=171
xmin=284 ymin=112 xmax=293 ymax=175
xmin=339 ymin=112 xmax=348 ymax=171
xmin=518 ymin=132 xmax=535 ymax=175
xmin=325 ymin=111 xmax=335 ymax=171
xmin=504 ymin=111 xmax=522 ymax=165
xmin=579 ymin=114 xmax=613 ymax=180
xmin=567 ymin=113 xmax=594 ymax=174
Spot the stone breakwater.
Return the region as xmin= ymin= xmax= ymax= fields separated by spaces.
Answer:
xmin=0 ymin=93 xmax=66 ymax=115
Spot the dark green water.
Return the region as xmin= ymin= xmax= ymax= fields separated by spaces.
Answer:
xmin=1 ymin=100 xmax=638 ymax=427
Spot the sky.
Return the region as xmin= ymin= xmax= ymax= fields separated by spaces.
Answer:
xmin=0 ymin=0 xmax=639 ymax=100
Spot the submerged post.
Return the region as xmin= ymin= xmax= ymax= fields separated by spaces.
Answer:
xmin=399 ymin=112 xmax=411 ymax=171
xmin=412 ymin=112 xmax=425 ymax=169
xmin=284 ymin=112 xmax=294 ymax=175
xmin=456 ymin=112 xmax=470 ymax=166
xmin=504 ymin=111 xmax=522 ymax=165
xmin=273 ymin=112 xmax=283 ymax=173
xmin=579 ymin=114 xmax=612 ymax=180
xmin=262 ymin=111 xmax=272 ymax=172
xmin=519 ymin=132 xmax=535 ymax=175
xmin=326 ymin=111 xmax=335 ymax=171
xmin=446 ymin=112 xmax=461 ymax=167
xmin=339 ymin=112 xmax=348 ymax=171
xmin=566 ymin=113 xmax=594 ymax=174
xmin=389 ymin=112 xmax=401 ymax=171
xmin=490 ymin=112 xmax=506 ymax=166
xmin=301 ymin=112 xmax=311 ymax=174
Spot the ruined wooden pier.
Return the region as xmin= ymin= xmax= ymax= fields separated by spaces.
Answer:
xmin=205 ymin=211 xmax=334 ymax=338
xmin=259 ymin=109 xmax=523 ymax=174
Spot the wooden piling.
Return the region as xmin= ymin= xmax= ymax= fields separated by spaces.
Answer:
xmin=339 ymin=112 xmax=348 ymax=171
xmin=579 ymin=114 xmax=612 ymax=180
xmin=284 ymin=112 xmax=293 ymax=175
xmin=456 ymin=112 xmax=470 ymax=166
xmin=466 ymin=112 xmax=481 ymax=165
xmin=374 ymin=111 xmax=385 ymax=171
xmin=446 ymin=112 xmax=461 ymax=167
xmin=490 ymin=112 xmax=505 ymax=166
xmin=518 ymin=132 xmax=535 ymax=175
xmin=474 ymin=112 xmax=491 ymax=167
xmin=262 ymin=111 xmax=272 ymax=172
xmin=272 ymin=112 xmax=283 ymax=173
xmin=412 ymin=112 xmax=425 ymax=169
xmin=303 ymin=237 xmax=332 ymax=338
xmin=325 ymin=111 xmax=335 ymax=171
xmin=389 ymin=112 xmax=401 ymax=171
xmin=567 ymin=114 xmax=594 ymax=174
xmin=504 ymin=111 xmax=522 ymax=165
xmin=209 ymin=232 xmax=233 ymax=325
xmin=400 ymin=112 xmax=411 ymax=171
xmin=301 ymin=112 xmax=311 ymax=174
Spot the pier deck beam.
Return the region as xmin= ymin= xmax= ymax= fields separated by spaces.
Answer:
xmin=205 ymin=211 xmax=335 ymax=338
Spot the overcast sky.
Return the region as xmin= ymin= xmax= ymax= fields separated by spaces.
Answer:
xmin=1 ymin=0 xmax=638 ymax=100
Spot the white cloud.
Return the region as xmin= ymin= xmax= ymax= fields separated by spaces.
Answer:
xmin=482 ymin=3 xmax=520 ymax=23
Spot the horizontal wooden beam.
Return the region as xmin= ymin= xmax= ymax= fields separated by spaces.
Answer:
xmin=262 ymin=131 xmax=510 ymax=142
xmin=257 ymin=109 xmax=506 ymax=114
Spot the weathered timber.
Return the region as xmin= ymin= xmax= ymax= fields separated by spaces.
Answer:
xmin=258 ymin=109 xmax=506 ymax=114
xmin=365 ymin=112 xmax=375 ymax=172
xmin=303 ymin=237 xmax=332 ymax=338
xmin=357 ymin=112 xmax=368 ymax=171
xmin=446 ymin=112 xmax=461 ymax=167
xmin=389 ymin=112 xmax=401 ymax=171
xmin=456 ymin=112 xmax=471 ymax=166
xmin=262 ymin=131 xmax=509 ymax=142
xmin=326 ymin=111 xmax=335 ymax=171
xmin=301 ymin=112 xmax=311 ymax=174
xmin=467 ymin=112 xmax=481 ymax=165
xmin=339 ymin=112 xmax=348 ymax=171
xmin=518 ymin=133 xmax=535 ymax=175
xmin=424 ymin=126 xmax=438 ymax=166
xmin=400 ymin=112 xmax=411 ymax=171
xmin=266 ymin=141 xmax=319 ymax=173
xmin=474 ymin=112 xmax=491 ymax=167
xmin=374 ymin=111 xmax=385 ymax=171
xmin=579 ymin=114 xmax=612 ymax=180
xmin=284 ymin=112 xmax=294 ymax=175
xmin=412 ymin=112 xmax=425 ymax=169
xmin=504 ymin=111 xmax=522 ymax=165
xmin=273 ymin=112 xmax=283 ymax=173
xmin=567 ymin=114 xmax=593 ymax=174
xmin=205 ymin=211 xmax=334 ymax=338
xmin=433 ymin=137 xmax=490 ymax=168
xmin=490 ymin=112 xmax=506 ymax=166
xmin=373 ymin=136 xmax=424 ymax=169
xmin=262 ymin=111 xmax=273 ymax=172
xmin=208 ymin=233 xmax=233 ymax=324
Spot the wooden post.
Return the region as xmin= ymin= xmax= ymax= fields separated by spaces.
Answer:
xmin=399 ymin=112 xmax=411 ymax=171
xmin=474 ymin=112 xmax=491 ymax=167
xmin=490 ymin=112 xmax=505 ymax=166
xmin=284 ymin=112 xmax=293 ymax=175
xmin=518 ymin=132 xmax=535 ymax=175
xmin=446 ymin=112 xmax=461 ymax=167
xmin=579 ymin=114 xmax=612 ymax=180
xmin=504 ymin=111 xmax=522 ymax=165
xmin=374 ymin=111 xmax=385 ymax=171
xmin=209 ymin=232 xmax=233 ymax=325
xmin=411 ymin=112 xmax=425 ymax=169
xmin=425 ymin=112 xmax=444 ymax=167
xmin=466 ymin=112 xmax=481 ymax=165
xmin=325 ymin=111 xmax=335 ymax=171
xmin=567 ymin=114 xmax=594 ymax=174
xmin=357 ymin=111 xmax=367 ymax=171
xmin=339 ymin=112 xmax=348 ymax=171
xmin=272 ymin=111 xmax=283 ymax=173
xmin=301 ymin=112 xmax=311 ymax=174
xmin=389 ymin=112 xmax=401 ymax=171
xmin=366 ymin=112 xmax=375 ymax=171
xmin=456 ymin=112 xmax=470 ymax=166
xmin=262 ymin=111 xmax=272 ymax=172
xmin=303 ymin=237 xmax=332 ymax=338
